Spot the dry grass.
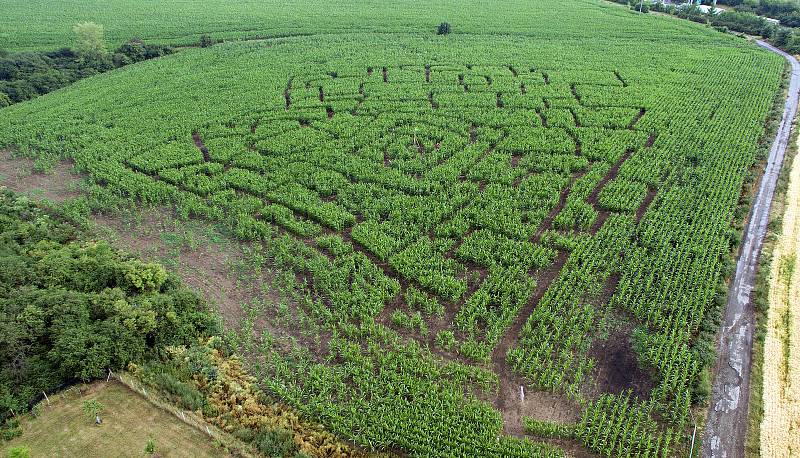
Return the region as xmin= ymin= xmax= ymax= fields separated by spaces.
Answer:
xmin=760 ymin=139 xmax=800 ymax=457
xmin=2 ymin=381 xmax=225 ymax=458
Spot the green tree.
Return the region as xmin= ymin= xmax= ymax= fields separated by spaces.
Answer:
xmin=72 ymin=22 xmax=107 ymax=56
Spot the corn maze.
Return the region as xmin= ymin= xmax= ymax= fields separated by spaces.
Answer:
xmin=0 ymin=25 xmax=785 ymax=457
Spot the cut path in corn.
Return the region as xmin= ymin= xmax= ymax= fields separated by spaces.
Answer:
xmin=703 ymin=40 xmax=800 ymax=458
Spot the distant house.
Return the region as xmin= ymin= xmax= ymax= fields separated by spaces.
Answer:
xmin=696 ymin=4 xmax=722 ymax=14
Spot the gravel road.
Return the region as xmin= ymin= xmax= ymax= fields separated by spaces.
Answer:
xmin=701 ymin=41 xmax=800 ymax=458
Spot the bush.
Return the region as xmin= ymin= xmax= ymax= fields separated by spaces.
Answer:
xmin=254 ymin=428 xmax=297 ymax=457
xmin=113 ymin=38 xmax=174 ymax=68
xmin=709 ymin=10 xmax=768 ymax=35
xmin=773 ymin=26 xmax=792 ymax=47
xmin=436 ymin=22 xmax=451 ymax=35
xmin=6 ymin=446 xmax=30 ymax=458
xmin=199 ymin=34 xmax=214 ymax=48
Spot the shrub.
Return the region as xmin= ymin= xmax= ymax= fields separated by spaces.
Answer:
xmin=83 ymin=400 xmax=104 ymax=423
xmin=199 ymin=34 xmax=214 ymax=48
xmin=436 ymin=22 xmax=451 ymax=35
xmin=6 ymin=446 xmax=30 ymax=458
xmin=254 ymin=428 xmax=297 ymax=456
xmin=772 ymin=26 xmax=792 ymax=47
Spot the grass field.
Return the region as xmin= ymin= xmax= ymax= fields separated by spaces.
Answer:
xmin=3 ymin=382 xmax=223 ymax=458
xmin=0 ymin=0 xmax=787 ymax=456
xmin=759 ymin=136 xmax=800 ymax=457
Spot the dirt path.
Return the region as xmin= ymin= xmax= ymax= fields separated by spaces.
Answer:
xmin=702 ymin=41 xmax=800 ymax=458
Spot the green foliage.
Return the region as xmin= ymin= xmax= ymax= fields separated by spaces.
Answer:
xmin=72 ymin=22 xmax=107 ymax=56
xmin=435 ymin=330 xmax=456 ymax=351
xmin=1 ymin=419 xmax=22 ymax=442
xmin=0 ymin=4 xmax=785 ymax=455
xmin=437 ymin=22 xmax=451 ymax=35
xmin=523 ymin=417 xmax=575 ymax=439
xmin=0 ymin=39 xmax=171 ymax=107
xmin=5 ymin=446 xmax=29 ymax=458
xmin=0 ymin=192 xmax=219 ymax=420
xmin=254 ymin=428 xmax=297 ymax=457
xmin=144 ymin=437 xmax=156 ymax=455
xmin=82 ymin=400 xmax=104 ymax=421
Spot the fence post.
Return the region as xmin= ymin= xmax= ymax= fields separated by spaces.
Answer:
xmin=43 ymin=391 xmax=51 ymax=406
xmin=107 ymin=369 xmax=112 ymax=382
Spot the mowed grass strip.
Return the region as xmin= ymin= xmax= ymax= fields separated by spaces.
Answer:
xmin=3 ymin=381 xmax=224 ymax=458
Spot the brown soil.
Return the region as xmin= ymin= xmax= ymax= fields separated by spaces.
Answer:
xmin=494 ymin=369 xmax=582 ymax=437
xmin=627 ymin=108 xmax=646 ymax=130
xmin=570 ymin=84 xmax=581 ymax=104
xmin=532 ymin=170 xmax=586 ymax=241
xmin=192 ymin=132 xmax=211 ymax=162
xmin=91 ymin=209 xmax=328 ymax=360
xmin=586 ymin=148 xmax=633 ymax=208
xmin=491 ymin=251 xmax=568 ymax=370
xmin=636 ymin=187 xmax=658 ymax=223
xmin=645 ymin=132 xmax=656 ymax=148
xmin=536 ymin=108 xmax=548 ymax=128
xmin=93 ymin=211 xmax=263 ymax=327
xmin=0 ymin=150 xmax=82 ymax=202
xmin=284 ymin=77 xmax=293 ymax=110
xmin=586 ymin=320 xmax=653 ymax=400
xmin=613 ymin=70 xmax=628 ymax=88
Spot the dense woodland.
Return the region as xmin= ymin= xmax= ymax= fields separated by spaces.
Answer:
xmin=0 ymin=37 xmax=172 ymax=106
xmin=0 ymin=191 xmax=218 ymax=421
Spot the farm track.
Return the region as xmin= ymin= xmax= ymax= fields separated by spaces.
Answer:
xmin=702 ymin=40 xmax=800 ymax=458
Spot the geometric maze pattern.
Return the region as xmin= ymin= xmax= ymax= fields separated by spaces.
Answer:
xmin=124 ymin=63 xmax=652 ymax=386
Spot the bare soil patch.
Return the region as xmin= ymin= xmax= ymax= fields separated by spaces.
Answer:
xmin=0 ymin=150 xmax=82 ymax=202
xmin=587 ymin=320 xmax=653 ymax=400
xmin=90 ymin=209 xmax=326 ymax=359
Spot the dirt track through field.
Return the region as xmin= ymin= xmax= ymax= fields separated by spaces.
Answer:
xmin=702 ymin=40 xmax=800 ymax=458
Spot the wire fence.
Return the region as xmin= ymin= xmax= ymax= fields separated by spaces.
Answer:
xmin=113 ymin=371 xmax=256 ymax=457
xmin=24 ymin=370 xmax=255 ymax=458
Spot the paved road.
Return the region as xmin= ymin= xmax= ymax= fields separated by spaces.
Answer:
xmin=702 ymin=41 xmax=800 ymax=458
